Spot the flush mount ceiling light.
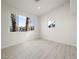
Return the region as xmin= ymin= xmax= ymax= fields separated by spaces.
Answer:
xmin=35 ymin=0 xmax=41 ymax=9
xmin=37 ymin=7 xmax=40 ymax=9
xmin=35 ymin=0 xmax=40 ymax=2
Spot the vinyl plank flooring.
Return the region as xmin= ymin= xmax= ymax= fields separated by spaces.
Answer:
xmin=1 ymin=39 xmax=77 ymax=59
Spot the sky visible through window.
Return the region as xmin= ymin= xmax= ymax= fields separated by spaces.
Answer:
xmin=16 ymin=15 xmax=26 ymax=27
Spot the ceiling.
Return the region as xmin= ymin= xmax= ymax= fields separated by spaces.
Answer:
xmin=2 ymin=0 xmax=69 ymax=16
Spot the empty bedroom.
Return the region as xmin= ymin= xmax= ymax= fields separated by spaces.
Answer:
xmin=1 ymin=0 xmax=77 ymax=59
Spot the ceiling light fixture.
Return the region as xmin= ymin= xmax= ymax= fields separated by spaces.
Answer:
xmin=35 ymin=0 xmax=40 ymax=2
xmin=35 ymin=0 xmax=40 ymax=10
xmin=37 ymin=7 xmax=40 ymax=9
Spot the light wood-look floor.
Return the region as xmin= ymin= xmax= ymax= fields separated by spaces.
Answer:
xmin=2 ymin=39 xmax=77 ymax=59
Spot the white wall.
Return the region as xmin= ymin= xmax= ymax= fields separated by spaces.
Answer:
xmin=39 ymin=2 xmax=77 ymax=47
xmin=70 ymin=0 xmax=77 ymax=16
xmin=1 ymin=3 xmax=39 ymax=49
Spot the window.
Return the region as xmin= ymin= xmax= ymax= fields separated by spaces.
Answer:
xmin=48 ymin=17 xmax=55 ymax=28
xmin=10 ymin=13 xmax=35 ymax=32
